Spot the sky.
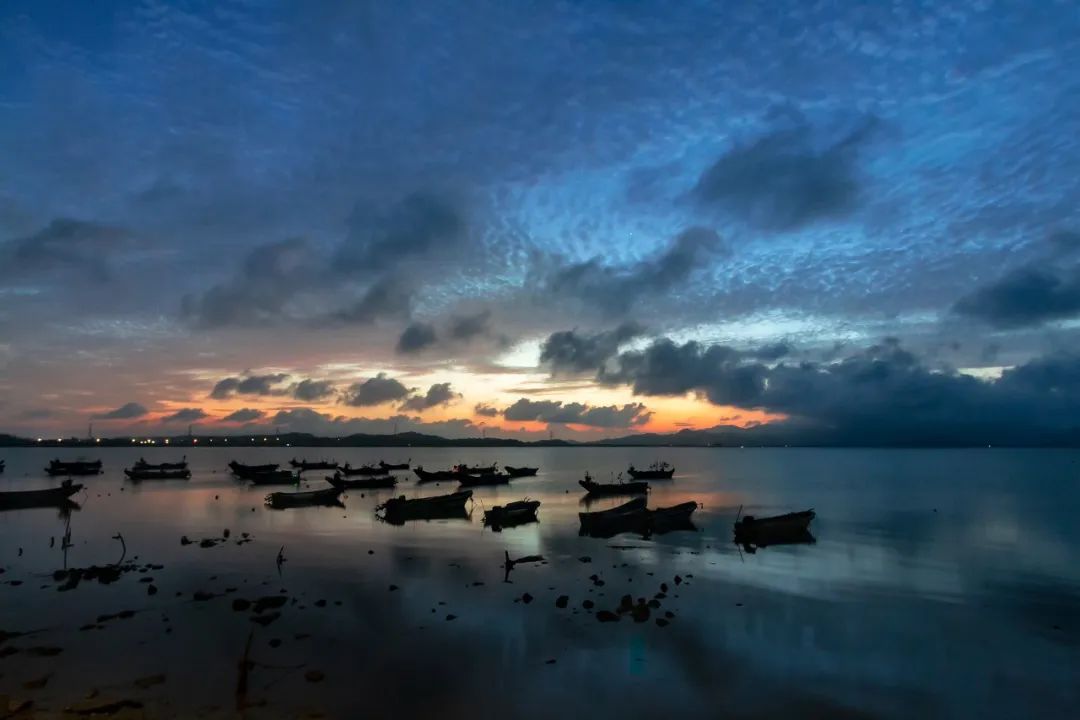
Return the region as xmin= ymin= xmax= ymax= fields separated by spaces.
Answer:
xmin=1 ymin=0 xmax=1079 ymax=444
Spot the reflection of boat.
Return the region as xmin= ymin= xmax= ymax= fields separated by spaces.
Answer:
xmin=289 ymin=458 xmax=339 ymax=472
xmin=734 ymin=509 xmax=816 ymax=551
xmin=627 ymin=462 xmax=674 ymax=480
xmin=504 ymin=465 xmax=538 ymax=478
xmin=379 ymin=460 xmax=410 ymax=471
xmin=247 ymin=470 xmax=299 ymax=485
xmin=0 ymin=480 xmax=83 ymax=510
xmin=579 ymin=473 xmax=648 ymax=497
xmin=265 ymin=487 xmax=343 ymax=509
xmin=458 ymin=473 xmax=512 ymax=487
xmin=340 ymin=463 xmax=382 ymax=476
xmin=483 ymin=500 xmax=540 ymax=529
xmin=376 ymin=490 xmax=472 ymax=523
xmin=45 ymin=459 xmax=102 ymax=477
xmin=229 ymin=461 xmax=279 ymax=479
xmin=134 ymin=457 xmax=187 ymax=471
xmin=326 ymin=473 xmax=397 ymax=490
xmin=124 ymin=467 xmax=191 ymax=481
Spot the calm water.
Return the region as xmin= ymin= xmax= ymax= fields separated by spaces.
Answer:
xmin=1 ymin=447 xmax=1078 ymax=718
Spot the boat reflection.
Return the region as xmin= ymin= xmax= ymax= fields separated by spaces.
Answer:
xmin=736 ymin=527 xmax=817 ymax=553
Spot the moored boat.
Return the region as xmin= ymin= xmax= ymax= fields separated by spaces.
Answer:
xmin=626 ymin=462 xmax=674 ymax=480
xmin=414 ymin=467 xmax=457 ymax=483
xmin=376 ymin=490 xmax=472 ymax=523
xmin=124 ymin=467 xmax=192 ymax=481
xmin=457 ymin=472 xmax=512 ymax=487
xmin=454 ymin=464 xmax=497 ymax=475
xmin=579 ymin=473 xmax=649 ymax=497
xmin=45 ymin=459 xmax=102 ymax=477
xmin=504 ymin=465 xmax=538 ymax=478
xmin=578 ymin=497 xmax=648 ymax=530
xmin=289 ymin=458 xmax=339 ymax=472
xmin=265 ymin=486 xmax=343 ymax=509
xmin=228 ymin=461 xmax=279 ymax=479
xmin=326 ymin=473 xmax=397 ymax=490
xmin=339 ymin=463 xmax=383 ymax=476
xmin=378 ymin=460 xmax=410 ymax=471
xmin=0 ymin=480 xmax=83 ymax=510
xmin=647 ymin=501 xmax=698 ymax=534
xmin=734 ymin=509 xmax=815 ymax=536
xmin=483 ymin=499 xmax=540 ymax=529
xmin=134 ymin=456 xmax=188 ymax=471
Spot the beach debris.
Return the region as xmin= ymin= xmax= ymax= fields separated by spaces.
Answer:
xmin=555 ymin=595 xmax=569 ymax=608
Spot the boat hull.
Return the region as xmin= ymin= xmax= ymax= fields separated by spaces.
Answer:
xmin=0 ymin=483 xmax=83 ymax=510
xmin=265 ymin=487 xmax=343 ymax=509
xmin=326 ymin=474 xmax=397 ymax=490
xmin=579 ymin=479 xmax=649 ymax=496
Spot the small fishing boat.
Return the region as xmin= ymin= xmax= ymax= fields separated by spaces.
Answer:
xmin=246 ymin=469 xmax=300 ymax=485
xmin=265 ymin=486 xmax=343 ymax=509
xmin=289 ymin=458 xmax=339 ymax=472
xmin=326 ymin=473 xmax=397 ymax=490
xmin=578 ymin=497 xmax=648 ymax=531
xmin=627 ymin=462 xmax=674 ymax=480
xmin=483 ymin=499 xmax=540 ymax=529
xmin=647 ymin=502 xmax=698 ymax=534
xmin=228 ymin=461 xmax=279 ymax=479
xmin=339 ymin=463 xmax=383 ymax=476
xmin=124 ymin=467 xmax=192 ymax=481
xmin=734 ymin=509 xmax=815 ymax=536
xmin=413 ymin=467 xmax=458 ymax=483
xmin=45 ymin=459 xmax=102 ymax=477
xmin=0 ymin=480 xmax=83 ymax=510
xmin=133 ymin=456 xmax=188 ymax=471
xmin=457 ymin=472 xmax=512 ymax=487
xmin=579 ymin=473 xmax=649 ymax=497
xmin=378 ymin=460 xmax=410 ymax=471
xmin=454 ymin=464 xmax=497 ymax=475
xmin=376 ymin=490 xmax=473 ymax=523
xmin=504 ymin=465 xmax=538 ymax=478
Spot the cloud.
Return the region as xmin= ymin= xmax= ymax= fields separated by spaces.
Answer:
xmin=341 ymin=373 xmax=412 ymax=407
xmin=209 ymin=373 xmax=290 ymax=399
xmin=400 ymin=382 xmax=460 ymax=412
xmin=290 ymin=379 xmax=336 ymax=402
xmin=540 ymin=322 xmax=645 ymax=374
xmin=1 ymin=218 xmax=129 ymax=282
xmin=222 ymin=408 xmax=264 ymax=423
xmin=545 ymin=227 xmax=726 ymax=316
xmin=266 ymin=408 xmax=478 ymax=438
xmin=333 ymin=276 xmax=413 ymax=324
xmin=693 ymin=118 xmax=875 ymax=230
xmin=337 ymin=193 xmax=466 ymax=275
xmin=94 ymin=402 xmax=149 ymax=420
xmin=954 ymin=262 xmax=1080 ymax=328
xmin=474 ymin=403 xmax=499 ymax=418
xmin=161 ymin=408 xmax=209 ymax=423
xmin=447 ymin=310 xmax=492 ymax=342
xmin=396 ymin=322 xmax=438 ymax=354
xmin=502 ymin=398 xmax=652 ymax=428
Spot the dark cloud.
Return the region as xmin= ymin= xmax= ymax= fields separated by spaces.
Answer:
xmin=693 ymin=118 xmax=875 ymax=230
xmin=502 ymin=398 xmax=652 ymax=428
xmin=474 ymin=403 xmax=499 ymax=417
xmin=396 ymin=322 xmax=438 ymax=354
xmin=291 ymin=379 xmax=336 ymax=402
xmin=1 ymin=218 xmax=128 ymax=282
xmin=954 ymin=262 xmax=1080 ymax=328
xmin=337 ymin=193 xmax=466 ymax=275
xmin=333 ymin=276 xmax=413 ymax=325
xmin=447 ymin=310 xmax=492 ymax=342
xmin=17 ymin=409 xmax=56 ymax=420
xmin=540 ymin=322 xmax=645 ymax=375
xmin=400 ymin=382 xmax=460 ymax=412
xmin=94 ymin=402 xmax=149 ymax=420
xmin=222 ymin=408 xmax=264 ymax=423
xmin=182 ymin=238 xmax=312 ymax=328
xmin=161 ymin=408 xmax=208 ymax=423
xmin=545 ymin=227 xmax=726 ymax=316
xmin=209 ymin=373 xmax=290 ymax=399
xmin=342 ymin=373 xmax=412 ymax=407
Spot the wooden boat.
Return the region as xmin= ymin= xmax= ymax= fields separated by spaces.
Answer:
xmin=483 ymin=499 xmax=540 ymax=529
xmin=413 ymin=467 xmax=457 ymax=483
xmin=326 ymin=473 xmax=397 ymax=490
xmin=454 ymin=464 xmax=497 ymax=475
xmin=0 ymin=480 xmax=83 ymax=510
xmin=124 ymin=467 xmax=191 ymax=481
xmin=504 ymin=465 xmax=538 ymax=478
xmin=289 ymin=458 xmax=339 ymax=472
xmin=627 ymin=462 xmax=674 ymax=480
xmin=45 ymin=459 xmax=102 ymax=477
xmin=578 ymin=497 xmax=648 ymax=531
xmin=734 ymin=509 xmax=815 ymax=537
xmin=339 ymin=463 xmax=383 ymax=476
xmin=228 ymin=461 xmax=279 ymax=479
xmin=265 ymin=486 xmax=343 ymax=509
xmin=647 ymin=502 xmax=698 ymax=534
xmin=246 ymin=469 xmax=300 ymax=485
xmin=376 ymin=490 xmax=473 ymax=522
xmin=378 ymin=460 xmax=410 ymax=471
xmin=579 ymin=473 xmax=649 ymax=497
xmin=134 ymin=456 xmax=188 ymax=471
xmin=457 ymin=472 xmax=512 ymax=487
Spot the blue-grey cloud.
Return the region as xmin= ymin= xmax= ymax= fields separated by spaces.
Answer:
xmin=540 ymin=322 xmax=645 ymax=375
xmin=341 ymin=373 xmax=412 ymax=407
xmin=161 ymin=408 xmax=208 ymax=423
xmin=1 ymin=218 xmax=129 ymax=283
xmin=954 ymin=262 xmax=1080 ymax=329
xmin=400 ymin=382 xmax=460 ymax=412
xmin=222 ymin=408 xmax=264 ymax=423
xmin=503 ymin=398 xmax=652 ymax=428
xmin=290 ymin=379 xmax=336 ymax=402
xmin=94 ymin=402 xmax=149 ymax=420
xmin=209 ymin=373 xmax=290 ymax=399
xmin=396 ymin=322 xmax=438 ymax=354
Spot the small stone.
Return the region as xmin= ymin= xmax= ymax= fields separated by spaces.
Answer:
xmin=445 ymin=614 xmax=457 ymax=621
xmin=596 ymin=611 xmax=619 ymax=623
xmin=147 ymin=585 xmax=158 ymax=596
xmin=555 ymin=595 xmax=568 ymax=608
xmin=674 ymin=575 xmax=682 ymax=585
xmin=314 ymin=599 xmax=326 ymax=607
xmin=545 ymin=659 xmax=556 ymax=665
xmin=388 ymin=585 xmax=398 ymax=592
xmin=521 ymin=593 xmax=533 ymax=604
xmin=582 ymin=600 xmax=594 ymax=610
xmin=656 ymin=618 xmax=669 ymax=627
xmin=232 ymin=599 xmax=251 ymax=612
xmin=192 ymin=591 xmax=214 ymax=602
xmin=578 ymin=556 xmax=592 ymax=563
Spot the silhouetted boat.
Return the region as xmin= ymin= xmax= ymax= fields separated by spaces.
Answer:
xmin=265 ymin=486 xmax=343 ymax=509
xmin=246 ymin=469 xmax=300 ymax=485
xmin=734 ymin=509 xmax=814 ymax=536
xmin=376 ymin=490 xmax=473 ymax=522
xmin=124 ymin=467 xmax=191 ymax=481
xmin=45 ymin=459 xmax=102 ymax=477
xmin=326 ymin=473 xmax=397 ymax=490
xmin=133 ymin=456 xmax=188 ymax=471
xmin=0 ymin=480 xmax=83 ymax=510
xmin=289 ymin=458 xmax=339 ymax=472
xmin=454 ymin=464 xmax=497 ymax=475
xmin=504 ymin=465 xmax=538 ymax=478
xmin=627 ymin=462 xmax=674 ymax=480
xmin=457 ymin=472 xmax=512 ymax=487
xmin=483 ymin=499 xmax=540 ymax=529
xmin=378 ymin=460 xmax=410 ymax=471
xmin=649 ymin=501 xmax=698 ymax=530
xmin=578 ymin=497 xmax=648 ymax=532
xmin=339 ymin=463 xmax=382 ymax=476
xmin=579 ymin=473 xmax=649 ymax=497
xmin=229 ymin=461 xmax=279 ymax=479
xmin=414 ymin=467 xmax=458 ymax=483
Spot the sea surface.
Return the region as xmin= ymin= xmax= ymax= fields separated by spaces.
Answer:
xmin=1 ymin=446 xmax=1078 ymax=718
